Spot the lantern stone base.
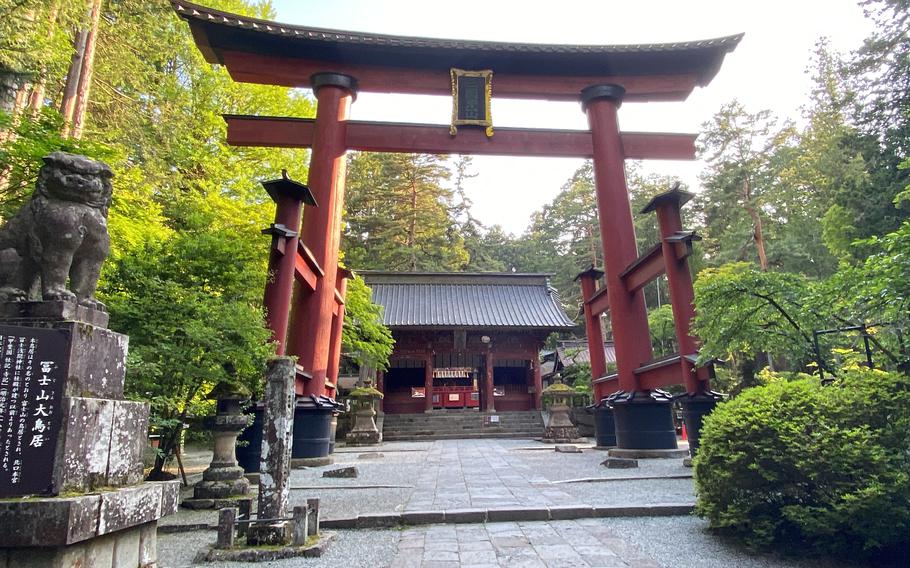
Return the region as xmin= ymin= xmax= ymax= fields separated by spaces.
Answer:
xmin=0 ymin=481 xmax=179 ymax=567
xmin=542 ymin=403 xmax=580 ymax=444
xmin=345 ymin=405 xmax=381 ymax=446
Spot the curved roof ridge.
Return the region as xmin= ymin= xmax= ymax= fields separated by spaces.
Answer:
xmin=173 ymin=1 xmax=742 ymax=54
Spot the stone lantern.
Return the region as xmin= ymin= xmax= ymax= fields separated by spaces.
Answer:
xmin=184 ymin=381 xmax=252 ymax=508
xmin=542 ymin=376 xmax=580 ymax=443
xmin=345 ymin=385 xmax=383 ymax=446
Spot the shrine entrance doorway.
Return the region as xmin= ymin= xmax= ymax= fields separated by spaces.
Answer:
xmin=174 ymin=0 xmax=741 ymax=453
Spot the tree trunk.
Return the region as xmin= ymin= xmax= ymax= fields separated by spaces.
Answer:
xmin=70 ymin=0 xmax=103 ymax=139
xmin=408 ymin=173 xmax=418 ymax=271
xmin=60 ymin=1 xmax=93 ymax=136
xmin=742 ymin=178 xmax=769 ymax=270
xmin=27 ymin=1 xmax=61 ymax=115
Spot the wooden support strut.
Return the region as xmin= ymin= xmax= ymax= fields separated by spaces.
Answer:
xmin=224 ymin=115 xmax=697 ymax=161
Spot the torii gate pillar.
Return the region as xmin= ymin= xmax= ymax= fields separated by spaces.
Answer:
xmin=288 ymin=73 xmax=356 ymax=397
xmin=582 ymin=84 xmax=676 ymax=450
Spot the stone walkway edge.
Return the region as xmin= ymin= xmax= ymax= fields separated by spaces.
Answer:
xmin=158 ymin=502 xmax=694 ymax=534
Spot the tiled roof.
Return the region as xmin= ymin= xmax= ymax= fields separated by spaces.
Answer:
xmin=361 ymin=272 xmax=575 ymax=330
xmin=171 ymin=1 xmax=742 ymax=83
xmin=556 ymin=340 xmax=617 ymax=366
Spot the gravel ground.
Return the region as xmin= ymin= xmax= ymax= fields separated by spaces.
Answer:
xmin=290 ymin=487 xmax=414 ymax=519
xmin=558 ymin=477 xmax=696 ymax=506
xmin=591 ymin=517 xmax=857 ymax=568
xmin=158 ymin=528 xmax=401 ymax=567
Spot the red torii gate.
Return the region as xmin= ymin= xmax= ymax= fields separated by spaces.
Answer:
xmin=173 ymin=1 xmax=740 ymax=453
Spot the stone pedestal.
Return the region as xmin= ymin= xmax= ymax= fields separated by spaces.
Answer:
xmin=0 ymin=302 xmax=178 ymax=567
xmin=345 ymin=399 xmax=381 ymax=446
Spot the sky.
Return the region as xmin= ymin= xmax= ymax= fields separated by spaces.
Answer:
xmin=269 ymin=0 xmax=874 ymax=235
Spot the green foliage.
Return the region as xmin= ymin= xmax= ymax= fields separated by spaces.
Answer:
xmin=101 ymin=226 xmax=274 ymax=422
xmin=693 ymin=263 xmax=825 ymax=367
xmin=694 ymin=368 xmax=910 ymax=559
xmin=341 ymin=276 xmax=394 ymax=371
xmin=560 ymin=362 xmax=593 ymax=393
xmin=647 ymin=305 xmax=676 ymax=357
xmin=0 ymin=107 xmax=113 ymax=214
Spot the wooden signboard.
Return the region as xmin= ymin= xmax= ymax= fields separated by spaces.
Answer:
xmin=0 ymin=325 xmax=70 ymax=497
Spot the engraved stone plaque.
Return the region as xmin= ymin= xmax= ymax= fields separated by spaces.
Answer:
xmin=0 ymin=325 xmax=70 ymax=497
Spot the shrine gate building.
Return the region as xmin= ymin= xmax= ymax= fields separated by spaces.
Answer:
xmin=362 ymin=272 xmax=574 ymax=415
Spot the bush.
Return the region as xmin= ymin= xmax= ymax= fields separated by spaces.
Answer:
xmin=694 ymin=367 xmax=910 ymax=559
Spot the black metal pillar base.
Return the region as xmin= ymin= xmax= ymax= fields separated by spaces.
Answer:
xmin=676 ymin=391 xmax=723 ymax=457
xmin=592 ymin=401 xmax=617 ymax=447
xmin=236 ymin=403 xmax=264 ymax=473
xmin=292 ymin=396 xmax=344 ymax=459
xmin=608 ymin=390 xmax=677 ymax=450
xmin=292 ymin=406 xmax=332 ymax=459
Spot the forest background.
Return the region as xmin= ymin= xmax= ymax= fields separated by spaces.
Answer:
xmin=0 ymin=0 xmax=909 ymax=455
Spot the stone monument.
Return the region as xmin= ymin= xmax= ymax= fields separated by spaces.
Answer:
xmin=0 ymin=152 xmax=178 ymax=567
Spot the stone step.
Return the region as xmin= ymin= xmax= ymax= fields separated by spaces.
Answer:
xmin=382 ymin=432 xmax=543 ymax=441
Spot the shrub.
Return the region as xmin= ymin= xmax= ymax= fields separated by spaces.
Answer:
xmin=694 ymin=367 xmax=910 ymax=559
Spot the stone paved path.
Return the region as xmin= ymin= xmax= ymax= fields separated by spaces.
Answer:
xmin=390 ymin=520 xmax=661 ymax=568
xmin=157 ymin=439 xmax=854 ymax=567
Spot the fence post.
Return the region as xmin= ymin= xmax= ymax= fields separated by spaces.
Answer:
xmin=217 ymin=507 xmax=236 ymax=549
xmin=293 ymin=505 xmax=308 ymax=546
xmin=307 ymin=498 xmax=320 ymax=536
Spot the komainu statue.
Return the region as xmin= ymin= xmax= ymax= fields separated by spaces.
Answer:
xmin=0 ymin=152 xmax=112 ymax=310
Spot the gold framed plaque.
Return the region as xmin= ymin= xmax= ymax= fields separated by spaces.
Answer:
xmin=450 ymin=68 xmax=493 ymax=137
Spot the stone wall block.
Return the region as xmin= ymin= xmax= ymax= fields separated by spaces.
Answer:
xmin=155 ymin=480 xmax=180 ymax=517
xmin=64 ymin=323 xmax=128 ymax=400
xmin=98 ymin=484 xmax=162 ymax=536
xmin=57 ymin=397 xmax=114 ymax=493
xmin=85 ymin=532 xmax=115 ymax=568
xmin=107 ymin=401 xmax=149 ymax=485
xmin=0 ymin=494 xmax=100 ymax=547
xmin=112 ymin=527 xmax=140 ymax=568
xmin=138 ymin=522 xmax=157 ymax=567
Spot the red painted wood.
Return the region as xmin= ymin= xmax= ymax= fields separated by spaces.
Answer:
xmin=220 ymin=50 xmax=701 ymax=102
xmin=287 ymin=82 xmax=353 ymax=396
xmin=531 ymin=357 xmax=542 ymax=411
xmin=586 ymin=95 xmax=653 ymax=393
xmin=637 ymin=361 xmax=683 ymax=391
xmin=484 ymin=350 xmax=494 ymax=412
xmin=655 ymin=202 xmax=711 ymax=392
xmin=293 ymin=249 xmax=318 ymax=291
xmin=424 ymin=355 xmax=434 ymax=413
xmin=325 ymin=269 xmax=349 ymax=390
xmin=262 ymin=194 xmax=302 ymax=355
xmin=621 ymin=244 xmax=666 ymax=293
xmin=579 ymin=273 xmax=609 ymax=400
xmin=620 ymin=132 xmax=696 ymax=161
xmin=225 ymin=115 xmax=697 ymax=161
xmin=587 ymin=286 xmax=610 ymax=317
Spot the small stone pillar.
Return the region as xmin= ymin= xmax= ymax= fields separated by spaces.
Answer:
xmin=542 ymin=379 xmax=580 ymax=443
xmin=183 ymin=382 xmax=251 ymax=509
xmin=345 ymin=387 xmax=382 ymax=446
xmin=247 ymin=357 xmax=296 ymax=546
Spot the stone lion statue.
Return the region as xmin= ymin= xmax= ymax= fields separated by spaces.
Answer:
xmin=0 ymin=152 xmax=112 ymax=309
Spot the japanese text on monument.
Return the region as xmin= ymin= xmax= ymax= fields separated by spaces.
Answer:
xmin=0 ymin=325 xmax=68 ymax=497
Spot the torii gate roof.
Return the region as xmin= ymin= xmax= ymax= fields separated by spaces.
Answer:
xmin=172 ymin=1 xmax=742 ymax=101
